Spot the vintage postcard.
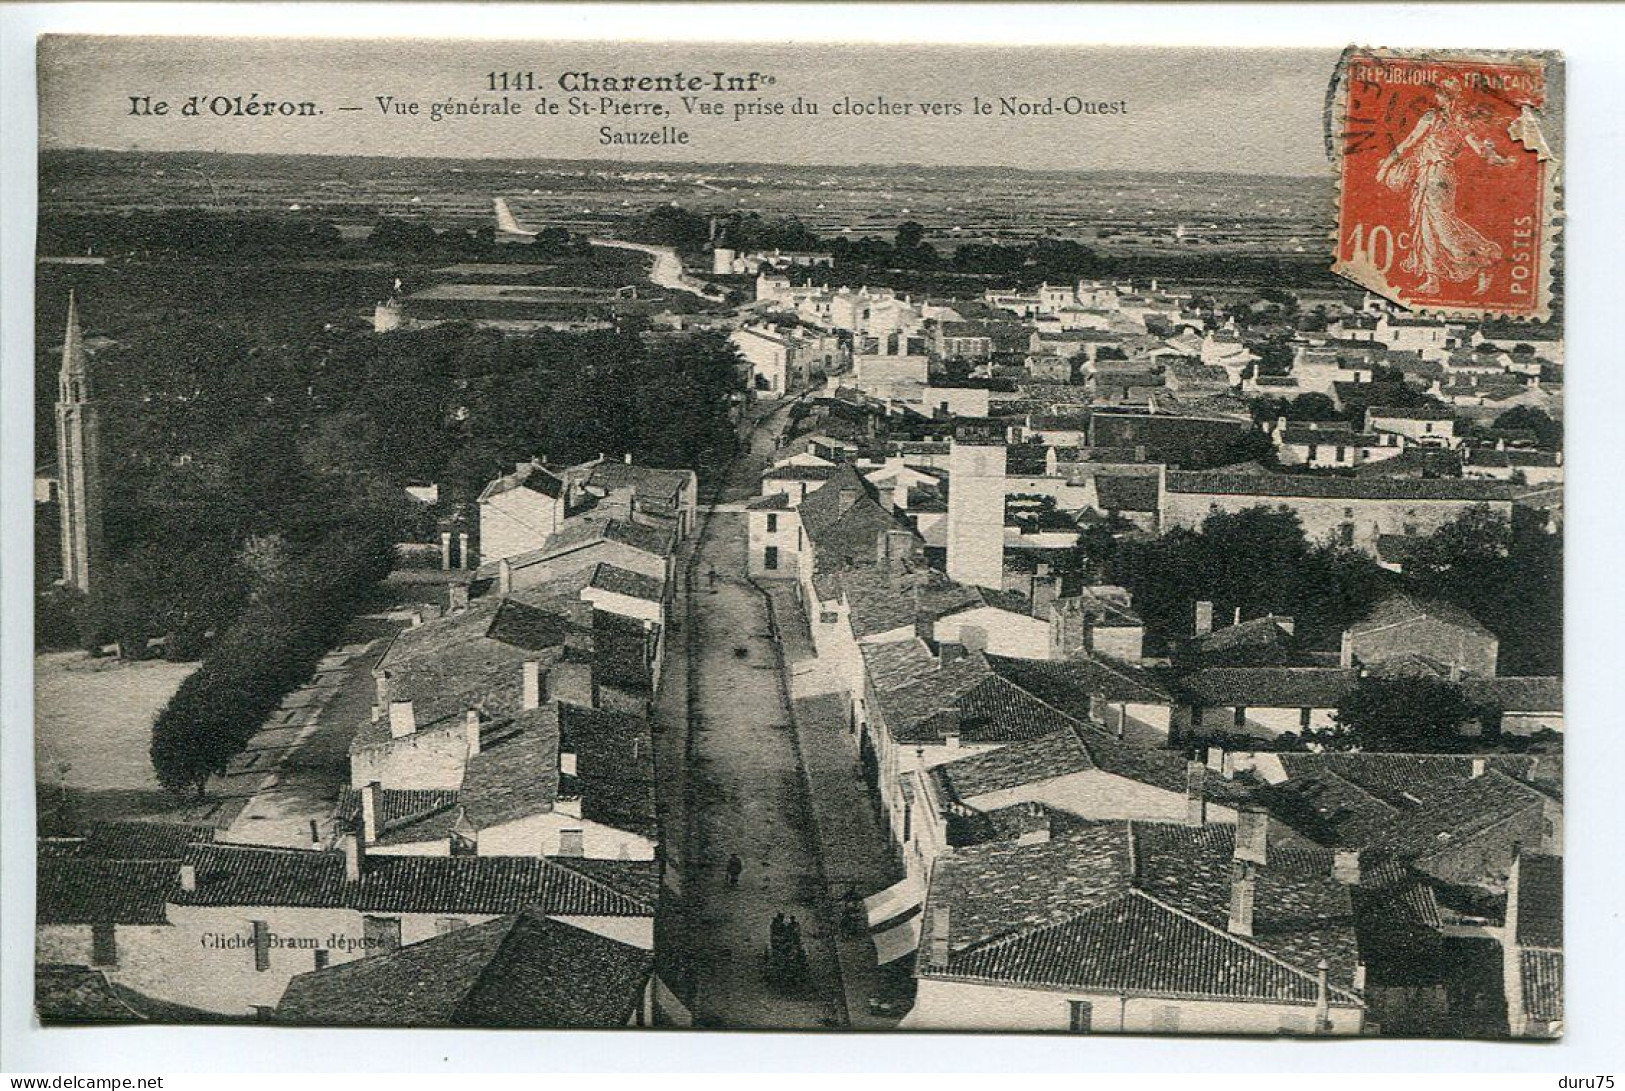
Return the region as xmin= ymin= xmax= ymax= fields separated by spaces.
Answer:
xmin=31 ymin=36 xmax=1563 ymax=1038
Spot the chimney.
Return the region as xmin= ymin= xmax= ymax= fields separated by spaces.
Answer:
xmin=458 ymin=531 xmax=472 ymax=570
xmin=1339 ymin=630 xmax=1354 ymax=669
xmin=1015 ymin=805 xmax=1052 ymax=846
xmin=1315 ymin=959 xmax=1331 ymax=1029
xmin=388 ymin=700 xmax=416 ymax=739
xmin=341 ymin=831 xmax=363 ymax=882
xmin=1235 ymin=808 xmax=1269 ymax=865
xmin=928 ymin=906 xmax=952 ymax=971
xmin=498 ymin=557 xmax=514 ymax=595
xmin=448 ymin=582 xmax=470 ymax=613
xmin=410 ymin=609 xmax=424 ymax=628
xmin=1195 ymin=600 xmax=1214 ymax=635
xmin=1186 ymin=760 xmax=1208 ymax=826
xmin=1233 ymin=605 xmax=1243 ymax=627
xmin=309 ymin=819 xmax=321 ymax=847
xmin=1030 ymin=575 xmax=1058 ymax=621
xmin=1333 ymin=849 xmax=1361 ymax=885
xmin=465 ymin=709 xmax=482 ymax=757
xmin=179 ymin=863 xmax=197 ymax=892
xmin=361 ymin=781 xmax=380 ymax=844
xmin=624 ymin=451 xmax=633 ymax=465
xmin=1227 ymin=861 xmax=1257 ymax=937
xmin=374 ymin=669 xmax=392 ymax=707
xmin=1470 ymin=757 xmax=1487 ymax=779
xmin=522 ymin=660 xmax=543 ymax=711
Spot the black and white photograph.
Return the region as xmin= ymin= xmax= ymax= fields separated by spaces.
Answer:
xmin=4 ymin=13 xmax=1612 ymax=1068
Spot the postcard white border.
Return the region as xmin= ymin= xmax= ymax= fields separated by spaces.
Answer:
xmin=3 ymin=2 xmax=1622 ymax=1075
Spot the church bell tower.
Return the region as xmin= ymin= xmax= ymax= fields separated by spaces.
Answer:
xmin=55 ymin=291 xmax=103 ymax=593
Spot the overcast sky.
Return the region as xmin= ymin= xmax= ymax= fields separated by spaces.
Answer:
xmin=39 ymin=38 xmax=1340 ymax=175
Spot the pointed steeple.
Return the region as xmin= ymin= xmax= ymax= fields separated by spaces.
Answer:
xmin=61 ymin=290 xmax=86 ymax=378
xmin=55 ymin=291 xmax=102 ymax=593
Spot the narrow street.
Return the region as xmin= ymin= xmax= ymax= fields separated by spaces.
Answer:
xmin=685 ymin=512 xmax=846 ymax=1028
xmin=666 ymin=392 xmax=838 ymax=1028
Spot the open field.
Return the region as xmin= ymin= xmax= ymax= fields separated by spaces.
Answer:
xmin=35 ymin=652 xmax=197 ymax=826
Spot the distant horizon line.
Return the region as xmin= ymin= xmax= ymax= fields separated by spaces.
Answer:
xmin=39 ymin=144 xmax=1332 ymax=182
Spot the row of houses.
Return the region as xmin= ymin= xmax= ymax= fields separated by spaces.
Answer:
xmin=38 ymin=454 xmax=701 ymax=1026
xmin=743 ymin=421 xmax=1561 ymax=1035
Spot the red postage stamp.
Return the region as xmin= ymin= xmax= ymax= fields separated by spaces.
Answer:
xmin=1331 ymin=47 xmax=1559 ymax=320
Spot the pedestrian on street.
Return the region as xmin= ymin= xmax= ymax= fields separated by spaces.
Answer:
xmin=726 ymin=853 xmax=743 ymax=888
xmin=708 ymin=566 xmax=718 ymax=591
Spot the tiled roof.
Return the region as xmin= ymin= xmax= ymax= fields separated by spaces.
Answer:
xmin=878 ymin=655 xmax=1080 ymax=746
xmin=460 ymin=706 xmax=562 ymax=831
xmin=1349 ymin=593 xmax=1495 ymax=639
xmin=1094 ymin=474 xmax=1160 ymax=513
xmin=1521 ymin=949 xmax=1563 ymax=1022
xmin=1461 ymin=677 xmax=1562 ymax=713
xmin=541 ymin=517 xmax=675 ymax=560
xmin=484 ymin=598 xmax=592 ymax=653
xmin=986 ymin=653 xmax=1172 ymax=708
xmin=1515 ymin=853 xmax=1562 ymax=949
xmin=762 ymin=464 xmax=840 ymax=482
xmin=933 ymin=731 xmax=1094 ymax=801
xmin=1274 ymin=751 xmax=1555 ymax=809
xmin=797 ymin=466 xmax=916 ymax=574
xmin=1257 ymin=767 xmax=1404 ymax=850
xmin=37 ymin=858 xmax=180 ymax=925
xmin=1167 ymin=471 xmax=1518 ymax=502
xmin=1175 ymin=667 xmax=1359 ymax=709
xmin=277 ymin=910 xmax=652 ymax=1028
xmin=337 ymin=787 xmax=462 ymax=847
xmin=584 ymin=460 xmax=692 ymax=510
xmin=1130 ymin=822 xmax=1360 ymax=989
xmin=859 ymin=638 xmax=942 ymax=693
xmin=1194 ymin=616 xmax=1297 ymax=665
xmin=592 ymin=611 xmax=654 ymax=696
xmin=1352 ymin=448 xmax=1462 ymax=478
xmin=171 ymin=843 xmax=654 ymax=916
xmin=1366 ymin=771 xmax=1547 ymax=864
xmin=35 ymin=965 xmax=146 ymax=1024
xmin=560 ymin=705 xmax=658 ymax=838
xmin=840 ymin=567 xmax=983 ymax=639
xmin=589 ymin=563 xmax=664 ymax=603
xmin=746 ymin=492 xmax=792 ymax=511
xmin=479 ymin=461 xmax=563 ymax=503
xmin=927 ymin=823 xmax=1362 ymax=1004
xmin=48 ymin=821 xmax=217 ymax=860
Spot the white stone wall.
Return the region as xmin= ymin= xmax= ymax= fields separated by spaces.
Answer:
xmin=905 ymin=976 xmax=1362 ymax=1034
xmin=480 ymin=488 xmax=565 ymax=565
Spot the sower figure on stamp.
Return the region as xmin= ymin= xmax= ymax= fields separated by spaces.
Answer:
xmin=1377 ymin=76 xmax=1514 ymax=297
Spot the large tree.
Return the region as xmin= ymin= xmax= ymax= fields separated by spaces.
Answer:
xmin=1320 ymin=676 xmax=1482 ymax=752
